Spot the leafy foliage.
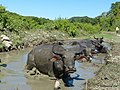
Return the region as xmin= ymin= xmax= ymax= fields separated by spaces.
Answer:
xmin=98 ymin=2 xmax=120 ymax=31
xmin=68 ymin=16 xmax=98 ymax=25
xmin=0 ymin=5 xmax=6 ymax=13
xmin=0 ymin=1 xmax=120 ymax=39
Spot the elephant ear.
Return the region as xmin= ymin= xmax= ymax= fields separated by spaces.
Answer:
xmin=52 ymin=44 xmax=65 ymax=56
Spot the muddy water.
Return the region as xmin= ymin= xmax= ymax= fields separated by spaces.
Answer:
xmin=0 ymin=49 xmax=32 ymax=90
xmin=0 ymin=48 xmax=106 ymax=90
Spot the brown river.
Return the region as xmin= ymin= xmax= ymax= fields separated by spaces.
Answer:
xmin=0 ymin=48 xmax=106 ymax=90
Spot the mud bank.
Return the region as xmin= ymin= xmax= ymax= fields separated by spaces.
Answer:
xmin=87 ymin=42 xmax=120 ymax=90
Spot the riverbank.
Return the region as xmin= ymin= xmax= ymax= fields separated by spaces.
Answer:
xmin=87 ymin=34 xmax=120 ymax=90
xmin=0 ymin=29 xmax=70 ymax=52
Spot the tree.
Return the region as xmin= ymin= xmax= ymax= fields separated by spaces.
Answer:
xmin=0 ymin=5 xmax=6 ymax=13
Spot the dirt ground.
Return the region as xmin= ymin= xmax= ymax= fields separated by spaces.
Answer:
xmin=87 ymin=42 xmax=120 ymax=90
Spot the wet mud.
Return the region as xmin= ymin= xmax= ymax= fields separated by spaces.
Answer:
xmin=0 ymin=46 xmax=108 ymax=90
xmin=87 ymin=42 xmax=120 ymax=90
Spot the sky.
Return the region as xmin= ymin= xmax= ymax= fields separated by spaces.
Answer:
xmin=0 ymin=0 xmax=119 ymax=20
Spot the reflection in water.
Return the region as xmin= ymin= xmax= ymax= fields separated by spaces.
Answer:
xmin=0 ymin=48 xmax=105 ymax=90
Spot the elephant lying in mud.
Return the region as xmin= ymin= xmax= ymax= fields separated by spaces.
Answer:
xmin=25 ymin=43 xmax=88 ymax=89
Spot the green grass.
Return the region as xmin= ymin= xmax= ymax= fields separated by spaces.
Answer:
xmin=94 ymin=32 xmax=116 ymax=38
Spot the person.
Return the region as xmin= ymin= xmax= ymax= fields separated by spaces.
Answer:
xmin=116 ymin=27 xmax=119 ymax=33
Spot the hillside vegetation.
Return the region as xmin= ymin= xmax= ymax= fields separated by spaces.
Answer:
xmin=0 ymin=1 xmax=120 ymax=51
